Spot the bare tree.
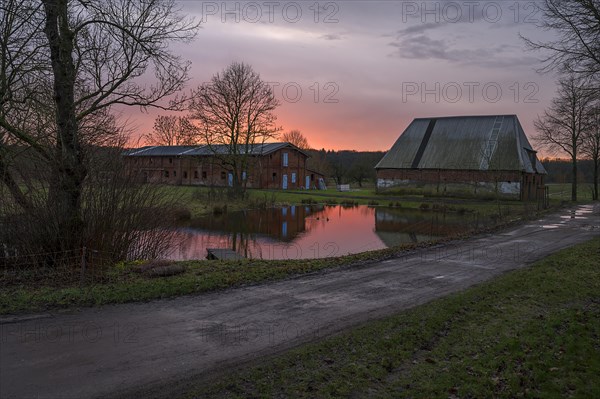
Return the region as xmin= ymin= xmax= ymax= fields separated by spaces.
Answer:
xmin=0 ymin=0 xmax=198 ymax=254
xmin=329 ymin=156 xmax=347 ymax=186
xmin=281 ymin=129 xmax=310 ymax=150
xmin=522 ymin=0 xmax=600 ymax=82
xmin=306 ymin=148 xmax=331 ymax=180
xmin=582 ymin=106 xmax=600 ymax=199
xmin=190 ymin=62 xmax=280 ymax=194
xmin=348 ymin=161 xmax=372 ymax=188
xmin=534 ymin=75 xmax=595 ymax=201
xmin=145 ymin=115 xmax=199 ymax=146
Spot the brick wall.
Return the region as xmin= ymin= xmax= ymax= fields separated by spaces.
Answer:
xmin=376 ymin=168 xmax=546 ymax=200
xmin=124 ymin=146 xmax=319 ymax=189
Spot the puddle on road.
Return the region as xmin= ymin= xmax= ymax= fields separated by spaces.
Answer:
xmin=541 ymin=224 xmax=561 ymax=229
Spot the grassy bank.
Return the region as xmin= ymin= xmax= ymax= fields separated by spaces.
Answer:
xmin=165 ymin=184 xmax=563 ymax=219
xmin=0 ymin=243 xmax=434 ymax=315
xmin=184 ymin=237 xmax=600 ymax=398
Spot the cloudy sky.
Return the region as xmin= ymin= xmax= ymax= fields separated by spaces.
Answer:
xmin=124 ymin=1 xmax=557 ymax=151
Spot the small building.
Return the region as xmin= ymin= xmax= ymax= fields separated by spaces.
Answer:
xmin=123 ymin=142 xmax=324 ymax=190
xmin=375 ymin=115 xmax=547 ymax=200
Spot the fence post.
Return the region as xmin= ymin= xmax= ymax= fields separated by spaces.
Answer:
xmin=80 ymin=247 xmax=87 ymax=288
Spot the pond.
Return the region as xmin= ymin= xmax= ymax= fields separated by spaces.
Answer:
xmin=166 ymin=205 xmax=493 ymax=260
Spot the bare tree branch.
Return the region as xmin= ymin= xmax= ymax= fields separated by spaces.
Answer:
xmin=534 ymin=74 xmax=595 ymax=200
xmin=189 ymin=62 xmax=281 ymax=193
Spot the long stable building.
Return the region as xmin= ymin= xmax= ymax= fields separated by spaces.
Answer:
xmin=375 ymin=115 xmax=547 ymax=201
xmin=124 ymin=142 xmax=324 ymax=190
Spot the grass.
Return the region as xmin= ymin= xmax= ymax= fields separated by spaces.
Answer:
xmin=184 ymin=237 xmax=600 ymax=399
xmin=163 ymin=184 xmax=556 ymax=220
xmin=547 ymin=182 xmax=596 ymax=202
xmin=0 ymin=243 xmax=435 ymax=315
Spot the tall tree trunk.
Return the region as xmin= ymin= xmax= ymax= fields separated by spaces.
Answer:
xmin=594 ymin=158 xmax=599 ymax=201
xmin=42 ymin=0 xmax=86 ymax=252
xmin=571 ymin=154 xmax=577 ymax=202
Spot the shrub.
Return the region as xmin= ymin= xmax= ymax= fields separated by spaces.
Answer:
xmin=173 ymin=206 xmax=192 ymax=221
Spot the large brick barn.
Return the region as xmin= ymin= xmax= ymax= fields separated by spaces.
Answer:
xmin=124 ymin=142 xmax=324 ymax=190
xmin=375 ymin=115 xmax=547 ymax=201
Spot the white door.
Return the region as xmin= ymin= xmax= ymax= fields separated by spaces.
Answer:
xmin=282 ymin=174 xmax=288 ymax=190
xmin=228 ymin=173 xmax=233 ymax=187
xmin=305 ymin=175 xmax=310 ymax=190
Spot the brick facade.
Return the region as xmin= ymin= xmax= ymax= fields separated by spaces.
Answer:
xmin=125 ymin=145 xmax=324 ymax=190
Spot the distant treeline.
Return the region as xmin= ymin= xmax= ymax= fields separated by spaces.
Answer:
xmin=306 ymin=149 xmax=386 ymax=186
xmin=541 ymin=159 xmax=595 ymax=184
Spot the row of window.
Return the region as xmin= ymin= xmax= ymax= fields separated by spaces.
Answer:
xmin=271 ymin=172 xmax=297 ymax=182
xmin=163 ymin=171 xmax=250 ymax=180
xmin=164 ymin=170 xmax=208 ymax=179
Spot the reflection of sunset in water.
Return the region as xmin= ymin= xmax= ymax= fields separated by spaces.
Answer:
xmin=166 ymin=205 xmax=489 ymax=260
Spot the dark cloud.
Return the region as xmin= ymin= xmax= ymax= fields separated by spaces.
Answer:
xmin=396 ymin=22 xmax=447 ymax=35
xmin=388 ymin=31 xmax=538 ymax=69
xmin=319 ymin=33 xmax=343 ymax=41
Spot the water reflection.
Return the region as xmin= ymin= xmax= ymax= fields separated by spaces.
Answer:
xmin=167 ymin=205 xmax=489 ymax=260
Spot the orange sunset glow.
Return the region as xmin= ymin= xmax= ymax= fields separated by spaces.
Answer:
xmin=122 ymin=1 xmax=560 ymax=153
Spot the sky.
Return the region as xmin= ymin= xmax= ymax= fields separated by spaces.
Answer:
xmin=122 ymin=0 xmax=558 ymax=152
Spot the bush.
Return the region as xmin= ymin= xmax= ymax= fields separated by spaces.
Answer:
xmin=213 ymin=205 xmax=228 ymax=215
xmin=173 ymin=206 xmax=192 ymax=221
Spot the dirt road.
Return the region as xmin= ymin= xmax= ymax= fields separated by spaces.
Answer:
xmin=1 ymin=204 xmax=598 ymax=399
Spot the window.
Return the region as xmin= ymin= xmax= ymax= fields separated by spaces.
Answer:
xmin=173 ymin=170 xmax=176 ymax=177
xmin=164 ymin=170 xmax=169 ymax=178
xmin=183 ymin=171 xmax=188 ymax=179
xmin=282 ymin=152 xmax=288 ymax=167
xmin=242 ymin=171 xmax=247 ymax=181
xmin=169 ymin=158 xmax=173 ymax=164
xmin=202 ymin=171 xmax=207 ymax=179
xmin=221 ymin=171 xmax=226 ymax=180
xmin=291 ymin=172 xmax=296 ymax=183
xmin=194 ymin=171 xmax=199 ymax=179
xmin=272 ymin=172 xmax=277 ymax=182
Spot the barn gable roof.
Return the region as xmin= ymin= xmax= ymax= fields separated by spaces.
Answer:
xmin=375 ymin=115 xmax=546 ymax=174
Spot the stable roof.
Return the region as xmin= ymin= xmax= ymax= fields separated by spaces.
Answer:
xmin=124 ymin=142 xmax=308 ymax=157
xmin=375 ymin=115 xmax=546 ymax=174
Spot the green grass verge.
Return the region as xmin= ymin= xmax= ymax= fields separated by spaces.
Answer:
xmin=547 ymin=182 xmax=596 ymax=202
xmin=183 ymin=237 xmax=600 ymax=399
xmin=0 ymin=243 xmax=431 ymax=315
